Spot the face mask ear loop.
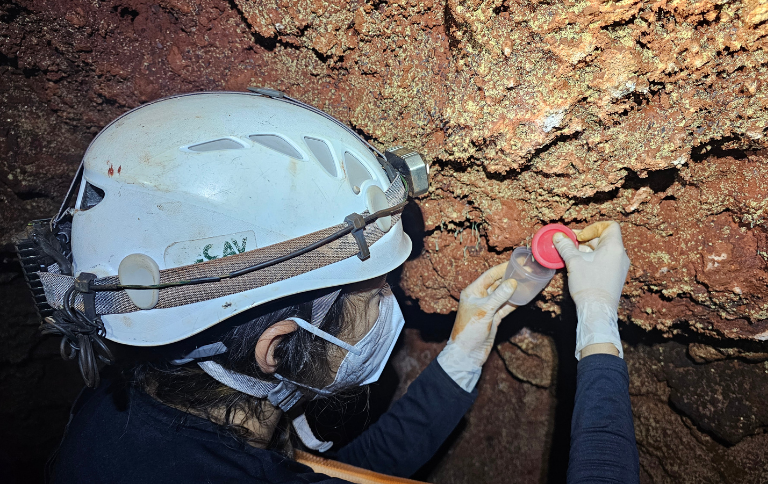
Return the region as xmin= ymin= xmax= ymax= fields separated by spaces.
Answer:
xmin=293 ymin=414 xmax=333 ymax=452
xmin=286 ymin=317 xmax=361 ymax=356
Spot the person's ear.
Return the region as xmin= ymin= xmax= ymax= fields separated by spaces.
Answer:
xmin=255 ymin=320 xmax=298 ymax=373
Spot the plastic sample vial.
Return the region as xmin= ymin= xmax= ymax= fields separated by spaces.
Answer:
xmin=531 ymin=223 xmax=578 ymax=270
xmin=504 ymin=247 xmax=556 ymax=306
xmin=505 ymin=224 xmax=579 ymax=305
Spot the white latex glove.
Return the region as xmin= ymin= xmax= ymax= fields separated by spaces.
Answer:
xmin=437 ymin=263 xmax=517 ymax=391
xmin=553 ymin=221 xmax=630 ymax=360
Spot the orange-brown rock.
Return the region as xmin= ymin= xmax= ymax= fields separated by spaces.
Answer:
xmin=3 ymin=0 xmax=767 ymax=340
xmin=497 ymin=327 xmax=557 ymax=388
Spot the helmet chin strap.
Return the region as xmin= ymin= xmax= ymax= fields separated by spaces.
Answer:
xmin=173 ymin=289 xmax=343 ymax=452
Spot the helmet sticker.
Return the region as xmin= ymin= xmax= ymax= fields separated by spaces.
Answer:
xmin=164 ymin=231 xmax=256 ymax=268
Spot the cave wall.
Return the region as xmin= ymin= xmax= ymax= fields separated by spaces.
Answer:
xmin=2 ymin=0 xmax=767 ymax=339
xmin=390 ymin=307 xmax=768 ymax=484
xmin=2 ymin=0 xmax=768 ymax=482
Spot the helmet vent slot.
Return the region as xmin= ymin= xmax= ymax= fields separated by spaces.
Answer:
xmin=188 ymin=138 xmax=246 ymax=152
xmin=80 ymin=182 xmax=105 ymax=210
xmin=343 ymin=152 xmax=372 ymax=194
xmin=249 ymin=134 xmax=303 ymax=159
xmin=304 ymin=137 xmax=337 ymax=177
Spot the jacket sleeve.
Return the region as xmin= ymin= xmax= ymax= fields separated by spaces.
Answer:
xmin=567 ymin=353 xmax=640 ymax=484
xmin=335 ymin=358 xmax=477 ymax=477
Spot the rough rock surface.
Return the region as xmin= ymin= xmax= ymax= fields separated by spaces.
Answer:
xmin=392 ymin=323 xmax=768 ymax=483
xmin=427 ymin=348 xmax=556 ymax=484
xmin=392 ymin=327 xmax=558 ymax=484
xmin=688 ymin=341 xmax=768 ymax=363
xmin=630 ymin=340 xmax=768 ymax=446
xmin=497 ymin=327 xmax=557 ymax=387
xmin=627 ymin=341 xmax=768 ymax=483
xmin=2 ymin=0 xmax=768 ymax=340
xmin=390 ymin=327 xmax=447 ymax=401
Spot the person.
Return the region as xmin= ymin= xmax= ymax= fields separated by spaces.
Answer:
xmin=36 ymin=90 xmax=517 ymax=483
xmin=554 ymin=222 xmax=640 ymax=483
xmin=33 ymin=90 xmax=637 ymax=483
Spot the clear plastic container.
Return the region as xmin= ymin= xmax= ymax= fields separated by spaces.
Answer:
xmin=504 ymin=247 xmax=556 ymax=306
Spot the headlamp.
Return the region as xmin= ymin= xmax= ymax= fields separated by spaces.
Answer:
xmin=384 ymin=146 xmax=429 ymax=198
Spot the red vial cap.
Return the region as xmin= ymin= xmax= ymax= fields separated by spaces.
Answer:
xmin=531 ymin=224 xmax=578 ymax=269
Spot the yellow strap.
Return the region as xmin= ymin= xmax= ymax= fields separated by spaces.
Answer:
xmin=294 ymin=450 xmax=424 ymax=484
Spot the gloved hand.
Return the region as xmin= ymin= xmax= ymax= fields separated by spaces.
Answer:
xmin=553 ymin=221 xmax=630 ymax=360
xmin=437 ymin=263 xmax=517 ymax=392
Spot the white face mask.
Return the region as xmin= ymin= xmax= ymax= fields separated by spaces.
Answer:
xmin=191 ymin=288 xmax=405 ymax=452
xmin=280 ymin=290 xmax=405 ymax=396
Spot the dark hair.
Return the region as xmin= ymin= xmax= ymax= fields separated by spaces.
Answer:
xmin=128 ymin=288 xmax=352 ymax=451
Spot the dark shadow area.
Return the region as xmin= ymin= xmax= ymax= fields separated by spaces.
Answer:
xmin=690 ymin=135 xmax=750 ymax=162
xmin=0 ymin=249 xmax=84 ymax=484
xmin=113 ymin=5 xmax=139 ymax=21
xmin=0 ymin=51 xmax=20 ymax=69
xmin=307 ymin=361 xmax=402 ymax=448
xmin=307 ymin=276 xmax=453 ymax=449
xmin=494 ymin=298 xmax=579 ymax=484
xmin=402 ymin=199 xmax=426 ymax=261
xmin=570 ymin=186 xmax=621 ymax=207
xmin=226 ymin=0 xmax=278 ymax=51
xmin=622 ymin=167 xmax=678 ymax=193
xmin=618 ymin=310 xmax=768 ymax=359
xmin=0 ymin=2 xmax=30 ymax=25
xmin=443 ymin=0 xmax=464 ymax=52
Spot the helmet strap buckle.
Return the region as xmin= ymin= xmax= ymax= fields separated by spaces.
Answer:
xmin=73 ymin=272 xmax=96 ymax=294
xmin=344 ymin=213 xmax=370 ymax=261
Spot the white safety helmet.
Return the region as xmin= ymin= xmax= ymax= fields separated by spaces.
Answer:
xmin=31 ymin=90 xmax=428 ymax=350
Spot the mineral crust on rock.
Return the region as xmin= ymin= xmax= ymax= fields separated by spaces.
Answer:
xmin=2 ymin=0 xmax=767 ymax=340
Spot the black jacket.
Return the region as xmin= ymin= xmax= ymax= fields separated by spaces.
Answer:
xmin=50 ymin=354 xmax=639 ymax=483
xmin=50 ymin=359 xmax=476 ymax=483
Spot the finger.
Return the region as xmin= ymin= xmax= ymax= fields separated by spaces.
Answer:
xmin=573 ymin=229 xmax=597 ymax=252
xmin=494 ymin=303 xmax=516 ymax=323
xmin=553 ymin=232 xmax=582 ymax=265
xmin=486 ymin=278 xmax=517 ymax=310
xmin=576 ymin=221 xmax=614 ymax=242
xmin=580 ymin=237 xmax=599 ymax=252
xmin=592 ymin=221 xmax=624 ymax=249
xmin=487 ymin=280 xmax=502 ymax=295
xmin=467 ymin=262 xmax=509 ymax=294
